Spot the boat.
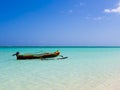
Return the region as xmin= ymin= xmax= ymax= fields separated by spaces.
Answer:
xmin=12 ymin=50 xmax=60 ymax=60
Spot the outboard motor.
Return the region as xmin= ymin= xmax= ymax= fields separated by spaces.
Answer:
xmin=12 ymin=52 xmax=19 ymax=56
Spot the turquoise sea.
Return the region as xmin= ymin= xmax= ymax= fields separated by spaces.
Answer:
xmin=0 ymin=46 xmax=120 ymax=90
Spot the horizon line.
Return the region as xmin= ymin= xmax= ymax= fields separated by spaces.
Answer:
xmin=1 ymin=46 xmax=120 ymax=48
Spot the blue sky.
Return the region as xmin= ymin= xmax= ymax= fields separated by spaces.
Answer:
xmin=0 ymin=0 xmax=120 ymax=46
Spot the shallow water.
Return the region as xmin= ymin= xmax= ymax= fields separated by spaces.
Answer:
xmin=0 ymin=47 xmax=120 ymax=90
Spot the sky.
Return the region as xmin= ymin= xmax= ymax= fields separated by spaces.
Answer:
xmin=0 ymin=0 xmax=120 ymax=46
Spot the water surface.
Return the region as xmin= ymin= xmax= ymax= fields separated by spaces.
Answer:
xmin=0 ymin=47 xmax=120 ymax=90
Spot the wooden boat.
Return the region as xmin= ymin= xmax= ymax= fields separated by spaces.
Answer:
xmin=13 ymin=50 xmax=60 ymax=60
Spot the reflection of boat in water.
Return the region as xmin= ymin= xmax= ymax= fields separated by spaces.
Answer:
xmin=13 ymin=50 xmax=60 ymax=60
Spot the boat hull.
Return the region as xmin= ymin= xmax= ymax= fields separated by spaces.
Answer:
xmin=15 ymin=51 xmax=60 ymax=60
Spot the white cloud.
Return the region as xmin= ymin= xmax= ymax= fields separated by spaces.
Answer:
xmin=60 ymin=10 xmax=73 ymax=14
xmin=118 ymin=2 xmax=120 ymax=6
xmin=74 ymin=2 xmax=85 ymax=7
xmin=104 ymin=2 xmax=120 ymax=14
xmin=68 ymin=10 xmax=73 ymax=13
xmin=85 ymin=16 xmax=103 ymax=21
xmin=79 ymin=2 xmax=85 ymax=6
xmin=104 ymin=7 xmax=120 ymax=13
xmin=93 ymin=17 xmax=103 ymax=20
